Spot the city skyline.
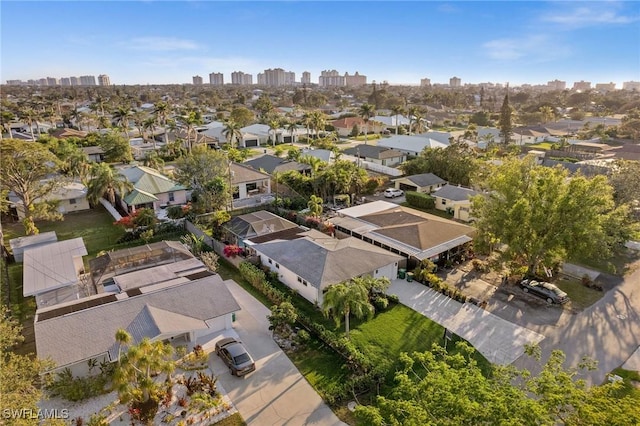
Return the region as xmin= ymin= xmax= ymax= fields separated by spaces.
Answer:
xmin=1 ymin=1 xmax=639 ymax=87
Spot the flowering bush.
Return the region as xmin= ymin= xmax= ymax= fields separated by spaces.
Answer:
xmin=223 ymin=245 xmax=243 ymax=258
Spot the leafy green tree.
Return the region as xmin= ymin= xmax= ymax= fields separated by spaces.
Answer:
xmin=400 ymin=142 xmax=478 ymax=186
xmin=317 ymin=160 xmax=368 ymax=202
xmin=254 ymin=94 xmax=274 ymax=119
xmin=132 ymin=207 xmax=157 ymax=228
xmin=179 ymin=110 xmax=203 ymax=152
xmin=112 ymin=105 xmax=132 ymax=138
xmin=18 ymin=105 xmax=38 ymax=140
xmin=539 ymin=105 xmax=555 ymax=124
xmin=143 ymin=151 xmax=164 ymax=171
xmin=499 ymin=93 xmax=513 ymax=144
xmin=472 ymin=156 xmax=631 ymax=275
xmin=359 ymin=103 xmax=376 ymax=143
xmin=86 ymin=162 xmax=133 ymax=206
xmin=99 ymin=131 xmax=133 ymax=163
xmin=322 ymin=279 xmax=374 ymax=339
xmin=229 ymin=106 xmax=254 ymax=127
xmin=267 ymin=301 xmax=298 ymax=335
xmin=0 ymin=306 xmax=55 ymax=425
xmin=174 ymin=146 xmax=230 ymax=213
xmin=46 ymin=137 xmax=90 ymax=180
xmin=112 ymin=330 xmax=174 ymax=421
xmin=0 ymin=139 xmax=64 ymax=235
xmin=307 ymin=194 xmax=323 ymax=217
xmin=608 ymin=160 xmax=640 ymax=207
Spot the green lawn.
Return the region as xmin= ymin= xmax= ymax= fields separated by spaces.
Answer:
xmin=212 ymin=413 xmax=246 ymax=426
xmin=555 ymin=276 xmax=604 ymax=310
xmin=570 ymin=248 xmax=640 ymax=276
xmin=526 ymin=142 xmax=554 ymax=150
xmin=610 ymin=368 xmax=640 ymax=399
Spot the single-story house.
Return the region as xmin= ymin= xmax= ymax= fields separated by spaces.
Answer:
xmin=342 ymin=144 xmax=406 ymax=167
xmin=50 ymin=128 xmax=88 ymax=139
xmin=8 ymin=180 xmax=91 ymax=220
xmin=416 ymin=131 xmax=454 ymax=145
xmin=81 ymin=146 xmax=105 ymax=163
xmin=432 ymin=185 xmax=479 ymax=222
xmin=23 ymin=238 xmax=88 ymax=308
xmin=222 ymin=210 xmax=299 ymax=247
xmin=392 ymin=173 xmax=446 ymax=193
xmin=244 ymin=154 xmax=311 ymax=175
xmin=35 ymin=274 xmax=240 ymax=376
xmin=230 ymin=163 xmax=273 ymax=209
xmin=331 ymin=117 xmax=385 ymax=137
xmin=330 ymin=201 xmax=475 ymax=268
xmin=9 ymin=231 xmax=58 ymax=263
xmin=300 ymin=148 xmax=335 ymax=164
xmin=253 ymin=230 xmax=403 ymax=305
xmin=377 ymin=135 xmax=449 ymax=156
xmin=118 ymin=165 xmax=188 ymax=214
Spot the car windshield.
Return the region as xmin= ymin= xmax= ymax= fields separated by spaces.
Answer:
xmin=234 ymin=353 xmax=251 ymax=364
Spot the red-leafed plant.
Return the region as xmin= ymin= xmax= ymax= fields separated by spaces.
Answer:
xmin=223 ymin=245 xmax=243 ymax=258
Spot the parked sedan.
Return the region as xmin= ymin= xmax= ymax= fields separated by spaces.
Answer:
xmin=215 ymin=337 xmax=256 ymax=377
xmin=384 ymin=188 xmax=404 ymax=198
xmin=520 ymin=279 xmax=569 ymax=304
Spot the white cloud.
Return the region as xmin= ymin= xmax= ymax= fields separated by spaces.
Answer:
xmin=124 ymin=37 xmax=200 ymax=51
xmin=540 ymin=2 xmax=638 ymax=28
xmin=483 ymin=35 xmax=569 ymax=62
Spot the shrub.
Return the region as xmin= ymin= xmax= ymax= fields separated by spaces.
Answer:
xmin=405 ymin=191 xmax=436 ymax=210
xmin=472 ymin=259 xmax=490 ymax=273
xmin=296 ymin=329 xmax=311 ymax=344
xmin=223 ymin=244 xmax=243 ymax=258
xmin=387 ymin=294 xmax=400 ymax=304
xmin=372 ymin=295 xmax=389 ymax=312
xmin=47 ymin=368 xmax=111 ymax=402
xmin=200 ymin=251 xmax=219 ymax=273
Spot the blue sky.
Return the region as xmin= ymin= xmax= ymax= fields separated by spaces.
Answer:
xmin=1 ymin=1 xmax=639 ymax=87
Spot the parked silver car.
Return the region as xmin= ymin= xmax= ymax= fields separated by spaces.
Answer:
xmin=215 ymin=337 xmax=256 ymax=377
xmin=384 ymin=188 xmax=404 ymax=198
xmin=520 ymin=279 xmax=569 ymax=304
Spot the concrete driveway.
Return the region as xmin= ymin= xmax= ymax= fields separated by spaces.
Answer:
xmin=209 ymin=279 xmax=346 ymax=426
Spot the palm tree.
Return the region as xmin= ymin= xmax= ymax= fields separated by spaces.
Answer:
xmin=311 ymin=111 xmax=326 ymax=140
xmin=70 ymin=108 xmax=85 ymax=131
xmin=180 ymin=110 xmax=203 ymax=152
xmin=539 ymin=106 xmax=555 ymax=124
xmin=18 ymin=106 xmax=37 ymax=140
xmin=287 ymin=120 xmax=298 ymax=145
xmin=223 ymin=119 xmax=243 ymax=149
xmin=322 ymin=280 xmax=374 ymax=339
xmin=86 ymin=162 xmax=133 ymax=206
xmin=407 ymin=106 xmax=420 ymax=135
xmin=358 ymin=103 xmax=375 ymax=144
xmin=112 ymin=106 xmax=132 ymax=138
xmin=153 ymin=101 xmax=170 ymax=146
xmin=114 ymin=328 xmax=131 ymax=364
xmin=268 ymin=118 xmax=281 ymax=147
xmin=143 ymin=151 xmax=165 ymax=171
xmin=132 ymin=111 xmax=147 ymax=139
xmin=307 ymin=194 xmax=323 ymax=217
xmin=143 ymin=116 xmax=157 ymax=150
xmin=412 ymin=112 xmax=427 ymax=134
xmin=391 ymin=105 xmax=405 ymax=135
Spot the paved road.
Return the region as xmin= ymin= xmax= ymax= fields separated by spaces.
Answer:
xmin=388 ymin=279 xmax=545 ymax=365
xmin=210 ymin=279 xmax=346 ymax=426
xmin=512 ymin=259 xmax=640 ymax=385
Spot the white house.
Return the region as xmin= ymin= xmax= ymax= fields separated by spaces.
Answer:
xmin=377 ymin=135 xmax=449 ymax=156
xmin=432 ymin=184 xmax=479 ymax=222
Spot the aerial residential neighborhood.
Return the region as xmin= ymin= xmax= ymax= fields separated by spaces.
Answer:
xmin=1 ymin=1 xmax=640 ymax=426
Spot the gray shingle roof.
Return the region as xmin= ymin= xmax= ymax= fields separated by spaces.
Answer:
xmin=253 ymin=236 xmax=402 ymax=291
xmin=35 ymin=275 xmax=240 ymax=369
xmin=433 ymin=184 xmax=479 ymax=201
xmin=244 ymin=155 xmax=310 ymax=174
xmin=403 ymin=173 xmax=446 ymax=188
xmin=343 ymin=144 xmax=402 ymax=160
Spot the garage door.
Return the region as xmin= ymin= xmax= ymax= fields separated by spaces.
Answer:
xmin=245 ymin=139 xmax=258 ymax=147
xmin=399 ymin=183 xmax=418 ymax=192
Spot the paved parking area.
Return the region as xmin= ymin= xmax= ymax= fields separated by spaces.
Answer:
xmin=208 ymin=279 xmax=346 ymax=426
xmin=389 ymin=279 xmax=545 ymax=365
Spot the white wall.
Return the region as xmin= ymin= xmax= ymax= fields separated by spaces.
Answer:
xmin=194 ymin=314 xmax=234 ymax=339
xmin=256 ymin=253 xmax=320 ymax=305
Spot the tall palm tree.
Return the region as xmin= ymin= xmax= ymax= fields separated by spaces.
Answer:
xmin=407 ymin=106 xmax=420 ymax=135
xmin=539 ymin=106 xmax=555 ymax=124
xmin=86 ymin=162 xmax=133 ymax=206
xmin=114 ymin=328 xmax=131 ymax=365
xmin=391 ymin=105 xmax=405 ymax=135
xmin=143 ymin=151 xmax=165 ymax=171
xmin=153 ymin=101 xmax=170 ymax=146
xmin=358 ymin=103 xmax=375 ymax=143
xmin=143 ymin=116 xmax=157 ymax=150
xmin=223 ymin=119 xmax=243 ymax=149
xmin=311 ymin=111 xmax=326 ymax=140
xmin=302 ymin=112 xmax=313 ymax=142
xmin=18 ymin=106 xmax=38 ymax=140
xmin=180 ymin=110 xmax=203 ymax=152
xmin=267 ymin=117 xmax=281 ymax=147
xmin=70 ymin=108 xmax=85 ymax=131
xmin=322 ymin=280 xmax=374 ymax=339
xmin=132 ymin=111 xmax=147 ymax=139
xmin=412 ymin=112 xmax=427 ymax=134
xmin=287 ymin=120 xmax=298 ymax=145
xmin=112 ymin=106 xmax=132 ymax=139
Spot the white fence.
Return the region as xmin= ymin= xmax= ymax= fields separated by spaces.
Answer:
xmin=342 ymin=154 xmax=403 ymax=176
xmin=99 ymin=198 xmax=122 ymax=221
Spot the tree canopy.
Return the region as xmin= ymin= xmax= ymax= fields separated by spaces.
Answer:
xmin=174 ymin=146 xmax=230 ymax=213
xmin=355 ymin=342 xmax=640 ymax=426
xmin=0 ymin=139 xmax=64 ymax=234
xmin=400 ymin=142 xmax=479 ymax=186
xmin=472 ymin=156 xmax=631 ymax=274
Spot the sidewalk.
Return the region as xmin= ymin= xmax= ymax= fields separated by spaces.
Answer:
xmin=389 ymin=279 xmax=545 ymax=365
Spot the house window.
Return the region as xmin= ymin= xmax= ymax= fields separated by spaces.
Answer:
xmin=297 ymin=277 xmax=302 ymax=283
xmin=69 ymin=198 xmax=77 ymax=205
xmin=441 ymin=199 xmax=447 ymax=205
xmin=268 ymin=259 xmax=272 ymax=264
xmin=302 ymin=280 xmax=308 ymax=286
xmin=168 ymin=192 xmax=175 ymax=202
xmin=246 ymin=182 xmax=257 ymax=191
xmin=275 ymin=263 xmax=280 ymax=269
xmin=375 ymin=270 xmax=379 ymax=274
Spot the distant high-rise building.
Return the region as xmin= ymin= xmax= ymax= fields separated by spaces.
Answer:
xmin=38 ymin=78 xmax=48 ymax=86
xmin=60 ymin=77 xmax=71 ymax=86
xmin=449 ymin=76 xmax=461 ymax=87
xmin=6 ymin=80 xmax=22 ymax=85
xmin=98 ymin=74 xmax=111 ymax=86
xmin=319 ymin=70 xmax=344 ymax=87
xmin=46 ymin=77 xmax=58 ymax=86
xmin=420 ymin=78 xmax=431 ymax=87
xmin=301 ymin=71 xmax=311 ymax=85
xmin=547 ymin=79 xmax=566 ymax=91
xmin=572 ymin=80 xmax=591 ymax=91
xmin=27 ymin=79 xmax=37 ymax=86
xmin=257 ymin=73 xmax=265 ymax=85
xmin=70 ymin=76 xmax=79 ymax=86
xmin=261 ymin=68 xmax=293 ymax=87
xmin=231 ymin=71 xmax=253 ymax=85
xmin=285 ymin=71 xmax=296 ymax=85
xmin=79 ymin=75 xmax=96 ymax=86
xmin=623 ymin=81 xmax=640 ymax=91
xmin=209 ymin=72 xmax=224 ymax=85
xmin=595 ymin=82 xmax=616 ymax=92
xmin=345 ymin=71 xmax=366 ymax=87
xmin=192 ymin=75 xmax=203 ymax=85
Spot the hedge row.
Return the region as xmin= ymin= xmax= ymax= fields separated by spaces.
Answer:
xmin=238 ymin=262 xmax=289 ymax=305
xmin=405 ymin=191 xmax=436 ymax=210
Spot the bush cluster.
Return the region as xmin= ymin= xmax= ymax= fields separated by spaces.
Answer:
xmin=239 ymin=262 xmax=289 ymax=305
xmin=405 ymin=191 xmax=436 ymax=210
xmin=46 ymin=366 xmax=112 ymax=402
xmin=115 ymin=221 xmax=184 ymax=244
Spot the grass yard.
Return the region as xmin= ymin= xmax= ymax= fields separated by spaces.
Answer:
xmin=399 ymin=202 xmax=458 ymax=220
xmin=555 ymin=276 xmax=604 ymax=310
xmin=609 ymin=368 xmax=640 ymax=399
xmin=569 ymin=248 xmax=640 ymax=276
xmin=212 ymin=413 xmax=246 ymax=426
xmin=526 ymin=142 xmax=554 ymax=150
